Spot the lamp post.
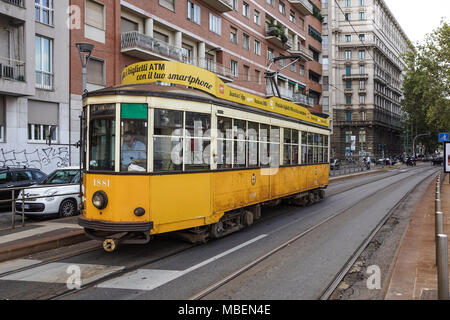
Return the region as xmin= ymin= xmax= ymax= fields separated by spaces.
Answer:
xmin=412 ymin=132 xmax=431 ymax=158
xmin=76 ymin=42 xmax=94 ymax=93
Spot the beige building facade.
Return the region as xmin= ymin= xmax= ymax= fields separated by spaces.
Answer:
xmin=321 ymin=0 xmax=408 ymax=160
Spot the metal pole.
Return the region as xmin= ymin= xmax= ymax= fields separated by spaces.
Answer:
xmin=436 ymin=234 xmax=449 ymax=300
xmin=82 ymin=65 xmax=86 ymax=94
xmin=11 ymin=190 xmax=15 ymax=229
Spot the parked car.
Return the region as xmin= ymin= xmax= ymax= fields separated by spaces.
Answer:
xmin=0 ymin=167 xmax=47 ymax=210
xmin=330 ymin=159 xmax=341 ymax=170
xmin=432 ymin=155 xmax=443 ymax=166
xmin=15 ymin=167 xmax=82 ymax=218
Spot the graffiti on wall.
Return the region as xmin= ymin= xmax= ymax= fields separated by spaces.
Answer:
xmin=0 ymin=146 xmax=70 ymax=172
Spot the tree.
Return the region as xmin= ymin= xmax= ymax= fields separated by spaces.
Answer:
xmin=401 ymin=20 xmax=450 ymax=152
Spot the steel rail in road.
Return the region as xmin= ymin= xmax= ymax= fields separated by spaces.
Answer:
xmin=188 ymin=166 xmax=439 ymax=300
xmin=0 ymin=166 xmax=435 ymax=300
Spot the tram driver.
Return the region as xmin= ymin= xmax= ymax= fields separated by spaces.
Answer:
xmin=121 ymin=131 xmax=147 ymax=171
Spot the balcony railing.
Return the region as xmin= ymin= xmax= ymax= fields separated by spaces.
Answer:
xmin=266 ymin=85 xmax=314 ymax=107
xmin=0 ymin=57 xmax=25 ymax=82
xmin=35 ymin=71 xmax=54 ymax=90
xmin=121 ymin=31 xmax=233 ymax=81
xmin=121 ymin=31 xmax=182 ymax=61
xmin=287 ymin=45 xmax=314 ymax=61
xmin=288 ymin=0 xmax=313 ymax=16
xmin=200 ymin=0 xmax=233 ymax=12
xmin=292 ymin=93 xmax=314 ymax=107
xmin=1 ymin=0 xmax=25 ymax=7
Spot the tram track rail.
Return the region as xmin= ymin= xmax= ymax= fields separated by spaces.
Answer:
xmin=188 ymin=166 xmax=439 ymax=300
xmin=0 ymin=166 xmax=435 ymax=300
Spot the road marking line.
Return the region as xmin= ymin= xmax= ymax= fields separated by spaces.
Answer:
xmin=97 ymin=234 xmax=268 ymax=291
xmin=0 ymin=262 xmax=124 ymax=285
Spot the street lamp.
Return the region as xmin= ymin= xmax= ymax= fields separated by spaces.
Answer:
xmin=412 ymin=132 xmax=431 ymax=157
xmin=76 ymin=42 xmax=94 ymax=93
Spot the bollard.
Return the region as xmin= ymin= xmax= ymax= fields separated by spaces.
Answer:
xmin=436 ymin=211 xmax=444 ymax=267
xmin=436 ymin=234 xmax=449 ymax=300
xmin=436 ymin=198 xmax=442 ymax=213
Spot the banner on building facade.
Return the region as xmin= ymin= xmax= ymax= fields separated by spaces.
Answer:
xmin=121 ymin=61 xmax=329 ymax=128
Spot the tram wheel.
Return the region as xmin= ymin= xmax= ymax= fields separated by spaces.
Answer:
xmin=210 ymin=221 xmax=224 ymax=239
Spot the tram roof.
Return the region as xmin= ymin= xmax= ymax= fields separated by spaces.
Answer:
xmin=84 ymin=83 xmax=330 ymax=130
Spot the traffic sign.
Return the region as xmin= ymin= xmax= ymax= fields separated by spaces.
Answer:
xmin=439 ymin=133 xmax=449 ymax=143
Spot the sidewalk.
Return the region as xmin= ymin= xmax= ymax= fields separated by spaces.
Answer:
xmin=0 ymin=216 xmax=87 ymax=263
xmin=385 ymin=173 xmax=450 ymax=300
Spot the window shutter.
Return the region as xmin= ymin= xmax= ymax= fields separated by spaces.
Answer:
xmin=86 ymin=0 xmax=104 ymax=30
xmin=28 ymin=100 xmax=58 ymax=125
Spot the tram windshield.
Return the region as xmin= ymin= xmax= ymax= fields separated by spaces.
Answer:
xmin=89 ymin=104 xmax=116 ymax=171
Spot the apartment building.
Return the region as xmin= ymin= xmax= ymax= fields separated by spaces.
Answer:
xmin=69 ymin=0 xmax=324 ymax=128
xmin=0 ymin=0 xmax=70 ymax=173
xmin=321 ymin=0 xmax=408 ymax=160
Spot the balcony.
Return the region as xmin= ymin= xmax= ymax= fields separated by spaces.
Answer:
xmin=287 ymin=45 xmax=313 ymax=61
xmin=1 ymin=0 xmax=24 ymax=7
xmin=200 ymin=0 xmax=233 ymax=12
xmin=265 ymin=27 xmax=291 ymax=51
xmin=121 ymin=31 xmax=233 ymax=82
xmin=343 ymin=73 xmax=369 ymax=80
xmin=35 ymin=71 xmax=54 ymax=90
xmin=288 ymin=0 xmax=313 ymax=16
xmin=0 ymin=57 xmax=25 ymax=82
xmin=292 ymin=93 xmax=314 ymax=107
xmin=121 ymin=31 xmax=182 ymax=61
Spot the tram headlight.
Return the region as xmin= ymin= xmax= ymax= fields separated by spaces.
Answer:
xmin=92 ymin=191 xmax=108 ymax=210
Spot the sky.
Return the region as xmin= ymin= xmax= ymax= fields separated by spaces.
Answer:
xmin=383 ymin=0 xmax=450 ymax=43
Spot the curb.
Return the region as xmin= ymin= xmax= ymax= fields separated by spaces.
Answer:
xmin=0 ymin=229 xmax=88 ymax=263
xmin=329 ymin=168 xmax=386 ymax=182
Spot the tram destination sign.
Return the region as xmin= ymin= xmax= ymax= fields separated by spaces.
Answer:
xmin=121 ymin=61 xmax=329 ymax=128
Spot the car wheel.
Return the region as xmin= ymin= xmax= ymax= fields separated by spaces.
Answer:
xmin=59 ymin=199 xmax=77 ymax=218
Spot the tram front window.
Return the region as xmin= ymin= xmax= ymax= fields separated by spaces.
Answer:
xmin=89 ymin=104 xmax=116 ymax=171
xmin=120 ymin=104 xmax=148 ymax=172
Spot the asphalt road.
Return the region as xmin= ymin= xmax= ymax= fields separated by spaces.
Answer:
xmin=0 ymin=164 xmax=439 ymax=300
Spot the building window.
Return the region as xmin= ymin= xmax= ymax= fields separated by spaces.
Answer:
xmin=289 ymin=10 xmax=296 ymax=24
xmin=230 ymin=27 xmax=238 ymax=44
xmin=159 ymin=0 xmax=175 ymax=11
xmin=359 ymin=0 xmax=364 ymax=5
xmin=121 ymin=17 xmax=138 ymax=33
xmin=231 ymin=0 xmax=238 ymax=10
xmin=345 ymin=34 xmax=351 ymax=42
xmin=35 ymin=35 xmax=53 ymax=90
xmin=359 ymin=95 xmax=365 ymax=104
xmin=266 ymin=0 xmax=274 ymax=6
xmin=300 ymin=64 xmax=305 ymax=77
xmin=359 ymin=34 xmax=365 ymax=41
xmin=345 ymin=0 xmax=351 ymax=6
xmin=346 ymin=80 xmax=351 ymax=89
xmin=240 ymin=34 xmax=249 ymax=50
xmin=345 ymin=65 xmax=351 ymax=75
xmin=360 ymin=80 xmax=365 ymax=89
xmin=322 ymin=35 xmax=328 ymax=50
xmin=346 ymin=111 xmax=352 ymax=121
xmin=267 ymin=48 xmax=274 ymax=60
xmin=255 ymin=69 xmax=261 ymax=84
xmin=323 ymin=56 xmax=329 ymax=71
xmin=28 ymin=100 xmax=58 ymax=143
xmin=187 ymin=1 xmax=201 ymax=25
xmin=254 ymin=39 xmax=261 ymax=55
xmin=243 ymin=65 xmax=250 ymax=81
xmin=358 ymin=50 xmax=365 ymax=59
xmin=231 ymin=60 xmax=238 ymax=77
xmin=359 ymin=65 xmax=365 ymax=74
xmin=359 ymin=12 xmax=365 ymax=20
xmin=242 ymin=2 xmax=250 ymax=18
xmin=346 ymin=95 xmax=352 ymax=105
xmin=279 ymin=1 xmax=286 ymax=15
xmin=322 ymin=0 xmax=328 ymax=9
xmin=86 ymin=0 xmax=105 ymax=30
xmin=345 ymin=13 xmax=350 ymax=21
xmin=345 ymin=50 xmax=352 ymax=60
xmin=0 ymin=96 xmax=5 ymax=142
xmin=254 ymin=10 xmax=260 ymax=25
xmin=209 ymin=13 xmax=222 ymax=35
xmin=35 ymin=0 xmax=54 ymax=25
xmin=87 ymin=58 xmax=105 ymax=87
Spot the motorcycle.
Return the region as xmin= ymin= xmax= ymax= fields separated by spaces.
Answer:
xmin=406 ymin=157 xmax=416 ymax=167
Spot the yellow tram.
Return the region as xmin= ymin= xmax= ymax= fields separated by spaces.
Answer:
xmin=79 ymin=61 xmax=330 ymax=251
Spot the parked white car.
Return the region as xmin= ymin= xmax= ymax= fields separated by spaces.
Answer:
xmin=15 ymin=167 xmax=82 ymax=218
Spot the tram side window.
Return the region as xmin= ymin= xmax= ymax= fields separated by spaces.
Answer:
xmin=323 ymin=135 xmax=329 ymax=163
xmin=217 ymin=117 xmax=232 ymax=169
xmin=153 ymin=109 xmax=183 ymax=172
xmin=247 ymin=121 xmax=259 ymax=167
xmin=120 ymin=104 xmax=148 ymax=172
xmin=185 ymin=112 xmax=211 ymax=171
xmin=269 ymin=126 xmax=280 ymax=167
xmin=233 ymin=119 xmax=247 ymax=168
xmin=301 ymin=131 xmax=307 ymax=164
xmin=89 ymin=104 xmax=115 ymax=171
xmin=307 ymin=132 xmax=313 ymax=164
xmin=283 ymin=128 xmax=299 ymax=165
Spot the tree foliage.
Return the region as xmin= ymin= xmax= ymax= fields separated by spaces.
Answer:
xmin=402 ymin=20 xmax=450 ymax=151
